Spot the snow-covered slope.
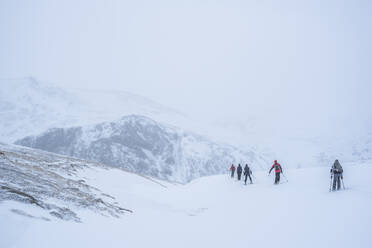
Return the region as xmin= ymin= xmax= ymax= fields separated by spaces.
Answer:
xmin=1 ymin=156 xmax=371 ymax=248
xmin=16 ymin=115 xmax=267 ymax=183
xmin=0 ymin=77 xmax=189 ymax=143
xmin=0 ymin=142 xmax=162 ymax=223
xmin=0 ymin=77 xmax=83 ymax=142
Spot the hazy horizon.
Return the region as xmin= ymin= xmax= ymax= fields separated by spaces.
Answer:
xmin=1 ymin=0 xmax=371 ymax=159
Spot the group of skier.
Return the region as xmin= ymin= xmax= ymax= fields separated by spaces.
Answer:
xmin=230 ymin=164 xmax=253 ymax=185
xmin=229 ymin=159 xmax=345 ymax=191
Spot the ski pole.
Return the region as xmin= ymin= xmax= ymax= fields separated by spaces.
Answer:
xmin=329 ymin=175 xmax=333 ymax=192
xmin=341 ymin=177 xmax=345 ymax=190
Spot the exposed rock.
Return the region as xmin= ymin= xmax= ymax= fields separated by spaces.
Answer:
xmin=0 ymin=143 xmax=132 ymax=222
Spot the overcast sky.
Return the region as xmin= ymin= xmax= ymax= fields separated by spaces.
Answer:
xmin=1 ymin=0 xmax=371 ymax=141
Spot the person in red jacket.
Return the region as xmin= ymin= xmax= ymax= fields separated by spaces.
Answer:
xmin=230 ymin=164 xmax=236 ymax=178
xmin=269 ymin=160 xmax=283 ymax=184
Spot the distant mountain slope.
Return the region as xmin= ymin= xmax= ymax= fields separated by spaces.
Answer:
xmin=0 ymin=142 xmax=134 ymax=222
xmin=0 ymin=77 xmax=82 ymax=142
xmin=16 ymin=115 xmax=268 ymax=183
xmin=0 ymin=77 xmax=189 ymax=143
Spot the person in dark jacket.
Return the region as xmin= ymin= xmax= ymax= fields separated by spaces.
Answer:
xmin=237 ymin=164 xmax=243 ymax=181
xmin=330 ymin=159 xmax=344 ymax=191
xmin=269 ymin=160 xmax=283 ymax=184
xmin=230 ymin=164 xmax=236 ymax=178
xmin=243 ymin=164 xmax=253 ymax=185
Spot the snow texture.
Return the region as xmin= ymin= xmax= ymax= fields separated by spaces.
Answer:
xmin=1 ymin=144 xmax=371 ymax=248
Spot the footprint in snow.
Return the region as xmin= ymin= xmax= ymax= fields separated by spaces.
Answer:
xmin=187 ymin=207 xmax=208 ymax=217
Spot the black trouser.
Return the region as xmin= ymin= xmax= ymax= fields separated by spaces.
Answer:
xmin=244 ymin=174 xmax=252 ymax=184
xmin=333 ymin=173 xmax=341 ymax=190
xmin=275 ymin=173 xmax=280 ymax=184
xmin=237 ymin=172 xmax=242 ymax=180
xmin=231 ymin=170 xmax=235 ymax=178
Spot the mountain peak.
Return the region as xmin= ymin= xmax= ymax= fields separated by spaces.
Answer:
xmin=0 ymin=78 xmax=190 ymax=143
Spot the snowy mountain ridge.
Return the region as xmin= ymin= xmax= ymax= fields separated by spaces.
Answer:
xmin=0 ymin=77 xmax=190 ymax=143
xmin=2 ymin=77 xmax=369 ymax=173
xmin=16 ymin=115 xmax=268 ymax=183
xmin=0 ymin=77 xmax=83 ymax=142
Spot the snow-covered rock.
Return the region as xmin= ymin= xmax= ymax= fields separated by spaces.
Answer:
xmin=16 ymin=115 xmax=268 ymax=183
xmin=0 ymin=142 xmax=132 ymax=222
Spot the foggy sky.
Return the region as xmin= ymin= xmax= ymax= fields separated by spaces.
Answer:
xmin=1 ymin=0 xmax=371 ymax=141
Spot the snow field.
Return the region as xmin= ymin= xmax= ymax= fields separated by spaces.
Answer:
xmin=1 ymin=164 xmax=371 ymax=248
